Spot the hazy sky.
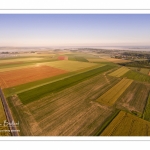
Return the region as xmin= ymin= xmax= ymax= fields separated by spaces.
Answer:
xmin=0 ymin=14 xmax=150 ymax=47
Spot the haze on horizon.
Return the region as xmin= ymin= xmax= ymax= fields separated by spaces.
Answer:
xmin=0 ymin=14 xmax=150 ymax=47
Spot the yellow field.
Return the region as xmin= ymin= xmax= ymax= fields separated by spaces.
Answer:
xmin=87 ymin=58 xmax=109 ymax=63
xmin=101 ymin=111 xmax=150 ymax=136
xmin=109 ymin=67 xmax=130 ymax=77
xmin=97 ymin=78 xmax=133 ymax=106
xmin=0 ymin=60 xmax=99 ymax=73
xmin=105 ymin=58 xmax=131 ymax=63
xmin=45 ymin=60 xmax=100 ymax=72
xmin=0 ymin=63 xmax=44 ymax=72
xmin=99 ymin=55 xmax=131 ymax=63
xmin=0 ymin=57 xmax=44 ymax=63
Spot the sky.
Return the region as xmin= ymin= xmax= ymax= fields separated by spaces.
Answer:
xmin=0 ymin=14 xmax=150 ymax=47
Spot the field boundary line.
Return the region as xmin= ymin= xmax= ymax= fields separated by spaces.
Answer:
xmin=0 ymin=88 xmax=19 ymax=136
xmin=0 ymin=76 xmax=8 ymax=89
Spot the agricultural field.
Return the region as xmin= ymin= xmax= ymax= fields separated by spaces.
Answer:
xmin=100 ymin=57 xmax=132 ymax=64
xmin=109 ymin=66 xmax=130 ymax=77
xmin=100 ymin=111 xmax=150 ymax=136
xmin=96 ymin=78 xmax=133 ymax=106
xmin=140 ymin=68 xmax=149 ymax=75
xmin=0 ymin=66 xmax=68 ymax=88
xmin=122 ymin=70 xmax=150 ymax=83
xmin=116 ymin=82 xmax=150 ymax=117
xmin=128 ymin=67 xmax=149 ymax=75
xmin=0 ymin=57 xmax=58 ymax=72
xmin=87 ymin=58 xmax=109 ymax=63
xmin=45 ymin=60 xmax=97 ymax=71
xmin=67 ymin=54 xmax=88 ymax=62
xmin=66 ymin=53 xmax=98 ymax=60
xmin=7 ymin=74 xmax=119 ymax=136
xmin=57 ymin=55 xmax=68 ymax=60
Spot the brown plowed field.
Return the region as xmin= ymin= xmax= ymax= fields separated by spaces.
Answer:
xmin=0 ymin=66 xmax=68 ymax=88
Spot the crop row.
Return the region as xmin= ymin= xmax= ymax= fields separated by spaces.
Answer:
xmin=109 ymin=66 xmax=130 ymax=77
xmin=97 ymin=78 xmax=133 ymax=106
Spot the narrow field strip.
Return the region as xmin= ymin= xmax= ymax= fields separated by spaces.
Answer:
xmin=87 ymin=58 xmax=109 ymax=63
xmin=18 ymin=65 xmax=114 ymax=105
xmin=109 ymin=67 xmax=130 ymax=77
xmin=143 ymin=93 xmax=150 ymax=121
xmin=96 ymin=78 xmax=133 ymax=106
xmin=100 ymin=111 xmax=150 ymax=136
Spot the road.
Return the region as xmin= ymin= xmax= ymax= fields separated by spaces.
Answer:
xmin=0 ymin=88 xmax=19 ymax=136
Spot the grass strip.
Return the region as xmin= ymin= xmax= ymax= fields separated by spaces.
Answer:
xmin=143 ymin=92 xmax=150 ymax=121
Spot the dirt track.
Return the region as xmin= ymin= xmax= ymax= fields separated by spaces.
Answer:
xmin=0 ymin=88 xmax=19 ymax=136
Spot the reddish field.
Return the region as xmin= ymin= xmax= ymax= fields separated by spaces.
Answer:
xmin=0 ymin=66 xmax=68 ymax=88
xmin=58 ymin=56 xmax=68 ymax=60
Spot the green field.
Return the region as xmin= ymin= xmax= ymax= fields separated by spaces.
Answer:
xmin=123 ymin=70 xmax=150 ymax=83
xmin=100 ymin=111 xmax=150 ymax=136
xmin=18 ymin=65 xmax=115 ymax=104
xmin=143 ymin=93 xmax=150 ymax=121
xmin=109 ymin=66 xmax=130 ymax=77
xmin=67 ymin=54 xmax=89 ymax=62
xmin=97 ymin=78 xmax=133 ymax=106
xmin=129 ymin=67 xmax=149 ymax=75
